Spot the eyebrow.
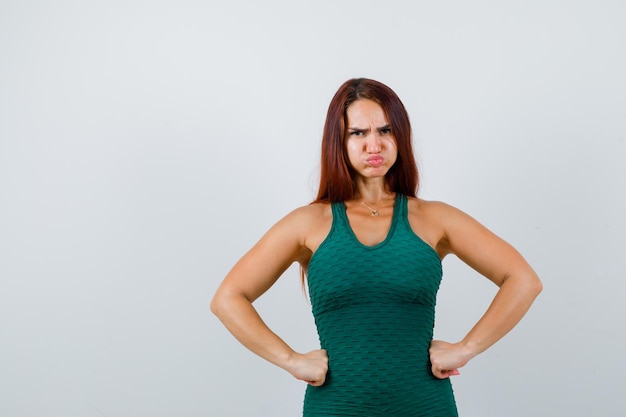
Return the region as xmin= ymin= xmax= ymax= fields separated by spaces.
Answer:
xmin=347 ymin=124 xmax=391 ymax=133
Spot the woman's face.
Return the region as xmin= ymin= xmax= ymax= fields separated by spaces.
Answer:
xmin=344 ymin=99 xmax=398 ymax=179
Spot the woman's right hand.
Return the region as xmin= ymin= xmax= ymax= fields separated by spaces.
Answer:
xmin=288 ymin=349 xmax=329 ymax=386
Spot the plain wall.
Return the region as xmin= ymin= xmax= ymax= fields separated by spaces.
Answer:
xmin=1 ymin=1 xmax=625 ymax=416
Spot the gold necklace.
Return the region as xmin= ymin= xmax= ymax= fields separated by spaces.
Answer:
xmin=360 ymin=201 xmax=379 ymax=217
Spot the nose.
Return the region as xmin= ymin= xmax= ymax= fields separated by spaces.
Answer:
xmin=365 ymin=134 xmax=382 ymax=153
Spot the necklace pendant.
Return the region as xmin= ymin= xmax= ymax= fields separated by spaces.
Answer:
xmin=360 ymin=201 xmax=380 ymax=217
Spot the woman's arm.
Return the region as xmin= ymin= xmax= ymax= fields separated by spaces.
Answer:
xmin=428 ymin=202 xmax=543 ymax=379
xmin=210 ymin=206 xmax=328 ymax=385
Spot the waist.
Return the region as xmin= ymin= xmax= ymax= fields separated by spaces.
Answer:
xmin=314 ymin=302 xmax=435 ymax=373
xmin=314 ymin=301 xmax=435 ymax=341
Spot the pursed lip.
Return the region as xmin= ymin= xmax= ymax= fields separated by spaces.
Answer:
xmin=366 ymin=155 xmax=384 ymax=166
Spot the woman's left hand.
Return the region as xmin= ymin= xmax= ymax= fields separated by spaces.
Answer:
xmin=428 ymin=340 xmax=470 ymax=379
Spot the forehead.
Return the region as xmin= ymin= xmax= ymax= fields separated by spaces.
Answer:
xmin=345 ymin=99 xmax=388 ymax=126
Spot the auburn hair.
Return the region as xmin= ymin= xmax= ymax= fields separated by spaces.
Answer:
xmin=313 ymin=78 xmax=419 ymax=203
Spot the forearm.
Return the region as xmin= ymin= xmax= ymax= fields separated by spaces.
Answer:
xmin=211 ymin=293 xmax=297 ymax=372
xmin=460 ymin=272 xmax=542 ymax=360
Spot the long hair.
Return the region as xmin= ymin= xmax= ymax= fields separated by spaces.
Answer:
xmin=313 ymin=78 xmax=419 ymax=203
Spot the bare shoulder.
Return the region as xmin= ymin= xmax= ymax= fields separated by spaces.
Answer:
xmin=408 ymin=197 xmax=461 ymax=216
xmin=282 ymin=202 xmax=331 ymax=233
xmin=276 ymin=201 xmax=331 ymax=240
xmin=408 ymin=196 xmax=537 ymax=286
xmin=246 ymin=203 xmax=330 ymax=255
xmin=278 ymin=202 xmax=332 ymax=267
xmin=218 ymin=202 xmax=331 ymax=301
xmin=288 ymin=201 xmax=330 ymax=218
xmin=408 ymin=197 xmax=477 ymax=226
xmin=406 ymin=197 xmax=476 ymax=258
xmin=296 ymin=202 xmax=332 ymax=247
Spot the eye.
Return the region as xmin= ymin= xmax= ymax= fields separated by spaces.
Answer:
xmin=349 ymin=130 xmax=364 ymax=136
xmin=380 ymin=127 xmax=392 ymax=135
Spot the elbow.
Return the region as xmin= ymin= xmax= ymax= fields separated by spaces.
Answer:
xmin=210 ymin=291 xmax=225 ymax=319
xmin=532 ymin=276 xmax=543 ymax=298
xmin=524 ymin=272 xmax=543 ymax=300
xmin=534 ymin=276 xmax=543 ymax=295
xmin=211 ymin=288 xmax=247 ymax=320
xmin=504 ymin=271 xmax=543 ymax=300
xmin=210 ymin=296 xmax=218 ymax=317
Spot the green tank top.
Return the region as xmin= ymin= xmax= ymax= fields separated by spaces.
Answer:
xmin=304 ymin=194 xmax=458 ymax=416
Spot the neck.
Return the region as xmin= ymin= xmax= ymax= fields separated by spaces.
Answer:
xmin=354 ymin=178 xmax=392 ymax=204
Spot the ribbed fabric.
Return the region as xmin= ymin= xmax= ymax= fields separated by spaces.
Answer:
xmin=303 ymin=194 xmax=458 ymax=417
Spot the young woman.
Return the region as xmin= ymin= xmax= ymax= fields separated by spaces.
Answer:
xmin=211 ymin=78 xmax=542 ymax=416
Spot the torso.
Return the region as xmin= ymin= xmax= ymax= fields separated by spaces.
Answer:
xmin=301 ymin=193 xmax=458 ymax=416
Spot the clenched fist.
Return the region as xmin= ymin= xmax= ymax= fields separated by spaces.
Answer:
xmin=288 ymin=349 xmax=329 ymax=386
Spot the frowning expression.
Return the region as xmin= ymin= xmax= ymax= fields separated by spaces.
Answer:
xmin=345 ymin=99 xmax=398 ymax=179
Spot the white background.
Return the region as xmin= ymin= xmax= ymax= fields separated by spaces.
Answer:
xmin=1 ymin=1 xmax=625 ymax=416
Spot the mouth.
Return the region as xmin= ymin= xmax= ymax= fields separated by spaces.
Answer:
xmin=366 ymin=155 xmax=384 ymax=167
